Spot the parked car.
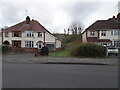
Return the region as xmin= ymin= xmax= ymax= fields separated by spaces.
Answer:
xmin=106 ymin=46 xmax=119 ymax=56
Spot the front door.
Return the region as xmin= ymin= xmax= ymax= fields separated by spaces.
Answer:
xmin=38 ymin=42 xmax=42 ymax=49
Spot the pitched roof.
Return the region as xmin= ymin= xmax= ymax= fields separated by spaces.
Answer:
xmin=3 ymin=19 xmax=48 ymax=32
xmin=86 ymin=19 xmax=119 ymax=31
xmin=85 ymin=13 xmax=120 ymax=31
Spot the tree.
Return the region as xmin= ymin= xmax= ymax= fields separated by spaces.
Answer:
xmin=69 ymin=21 xmax=83 ymax=34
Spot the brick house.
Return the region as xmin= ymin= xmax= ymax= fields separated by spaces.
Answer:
xmin=2 ymin=16 xmax=61 ymax=52
xmin=82 ymin=13 xmax=120 ymax=48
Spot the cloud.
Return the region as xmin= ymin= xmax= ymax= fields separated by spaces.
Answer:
xmin=0 ymin=0 xmax=119 ymax=33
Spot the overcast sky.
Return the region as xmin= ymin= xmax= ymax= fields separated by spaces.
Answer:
xmin=0 ymin=0 xmax=119 ymax=33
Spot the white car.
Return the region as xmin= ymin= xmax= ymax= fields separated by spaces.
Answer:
xmin=107 ymin=46 xmax=119 ymax=56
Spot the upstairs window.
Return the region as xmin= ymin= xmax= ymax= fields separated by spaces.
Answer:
xmin=111 ymin=30 xmax=120 ymax=35
xmin=12 ymin=31 xmax=21 ymax=37
xmin=101 ymin=31 xmax=106 ymax=36
xmin=90 ymin=31 xmax=95 ymax=36
xmin=5 ymin=32 xmax=9 ymax=37
xmin=24 ymin=31 xmax=34 ymax=37
xmin=38 ymin=32 xmax=42 ymax=37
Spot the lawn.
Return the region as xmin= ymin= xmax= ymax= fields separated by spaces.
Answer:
xmin=49 ymin=50 xmax=70 ymax=57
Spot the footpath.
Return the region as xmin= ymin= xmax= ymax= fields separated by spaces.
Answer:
xmin=2 ymin=53 xmax=119 ymax=65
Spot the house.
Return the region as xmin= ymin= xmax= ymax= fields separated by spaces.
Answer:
xmin=2 ymin=16 xmax=61 ymax=52
xmin=82 ymin=13 xmax=120 ymax=48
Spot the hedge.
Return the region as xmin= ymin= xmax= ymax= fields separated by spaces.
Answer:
xmin=70 ymin=43 xmax=105 ymax=57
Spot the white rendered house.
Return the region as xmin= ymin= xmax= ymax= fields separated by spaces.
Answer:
xmin=2 ymin=16 xmax=61 ymax=52
xmin=82 ymin=13 xmax=120 ymax=48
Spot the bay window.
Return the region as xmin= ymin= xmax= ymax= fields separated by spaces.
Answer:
xmin=112 ymin=40 xmax=120 ymax=47
xmin=24 ymin=31 xmax=34 ymax=37
xmin=25 ymin=41 xmax=34 ymax=48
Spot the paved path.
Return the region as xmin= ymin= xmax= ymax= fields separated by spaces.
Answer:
xmin=2 ymin=53 xmax=119 ymax=65
xmin=3 ymin=63 xmax=118 ymax=88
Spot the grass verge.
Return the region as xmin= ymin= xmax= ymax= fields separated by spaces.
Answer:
xmin=49 ymin=50 xmax=70 ymax=57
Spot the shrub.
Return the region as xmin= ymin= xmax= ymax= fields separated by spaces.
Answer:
xmin=70 ymin=43 xmax=105 ymax=57
xmin=2 ymin=45 xmax=9 ymax=53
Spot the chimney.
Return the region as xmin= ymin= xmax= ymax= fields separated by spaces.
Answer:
xmin=26 ymin=16 xmax=30 ymax=24
xmin=112 ymin=16 xmax=115 ymax=19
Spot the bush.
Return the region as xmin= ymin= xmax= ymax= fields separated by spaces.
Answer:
xmin=70 ymin=43 xmax=105 ymax=57
xmin=2 ymin=45 xmax=9 ymax=53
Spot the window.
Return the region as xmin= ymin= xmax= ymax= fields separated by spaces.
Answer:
xmin=25 ymin=41 xmax=34 ymax=48
xmin=12 ymin=31 xmax=21 ymax=37
xmin=112 ymin=41 xmax=120 ymax=47
xmin=111 ymin=30 xmax=120 ymax=35
xmin=111 ymin=31 xmax=113 ymax=35
xmin=101 ymin=31 xmax=106 ymax=36
xmin=90 ymin=31 xmax=94 ymax=36
xmin=24 ymin=31 xmax=34 ymax=37
xmin=12 ymin=41 xmax=21 ymax=47
xmin=38 ymin=32 xmax=42 ymax=37
xmin=5 ymin=32 xmax=9 ymax=37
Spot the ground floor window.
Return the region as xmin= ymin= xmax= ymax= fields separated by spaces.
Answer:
xmin=12 ymin=41 xmax=21 ymax=47
xmin=112 ymin=40 xmax=120 ymax=47
xmin=25 ymin=41 xmax=34 ymax=48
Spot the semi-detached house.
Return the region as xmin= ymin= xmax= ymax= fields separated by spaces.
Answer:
xmin=2 ymin=16 xmax=61 ymax=52
xmin=82 ymin=13 xmax=120 ymax=49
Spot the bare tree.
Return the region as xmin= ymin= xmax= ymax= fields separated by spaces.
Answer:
xmin=69 ymin=21 xmax=83 ymax=34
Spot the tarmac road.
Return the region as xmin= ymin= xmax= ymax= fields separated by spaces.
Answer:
xmin=2 ymin=63 xmax=118 ymax=88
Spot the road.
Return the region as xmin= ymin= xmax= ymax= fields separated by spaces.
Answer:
xmin=2 ymin=63 xmax=118 ymax=88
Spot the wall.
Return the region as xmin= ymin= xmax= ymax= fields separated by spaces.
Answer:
xmin=82 ymin=31 xmax=87 ymax=42
xmin=87 ymin=31 xmax=98 ymax=37
xmin=99 ymin=29 xmax=119 ymax=41
xmin=3 ymin=31 xmax=61 ymax=49
xmin=3 ymin=31 xmax=44 ymax=48
xmin=45 ymin=32 xmax=56 ymax=42
xmin=56 ymin=40 xmax=61 ymax=48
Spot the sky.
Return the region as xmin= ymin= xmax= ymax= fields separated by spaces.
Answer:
xmin=0 ymin=0 xmax=119 ymax=33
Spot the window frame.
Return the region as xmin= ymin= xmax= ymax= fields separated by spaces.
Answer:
xmin=12 ymin=31 xmax=21 ymax=37
xmin=90 ymin=31 xmax=95 ymax=36
xmin=111 ymin=30 xmax=120 ymax=36
xmin=38 ymin=32 xmax=42 ymax=37
xmin=25 ymin=41 xmax=34 ymax=48
xmin=112 ymin=40 xmax=120 ymax=47
xmin=101 ymin=31 xmax=106 ymax=36
xmin=5 ymin=32 xmax=9 ymax=37
xmin=24 ymin=31 xmax=34 ymax=38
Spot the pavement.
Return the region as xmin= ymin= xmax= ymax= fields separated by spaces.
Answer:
xmin=2 ymin=53 xmax=119 ymax=65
